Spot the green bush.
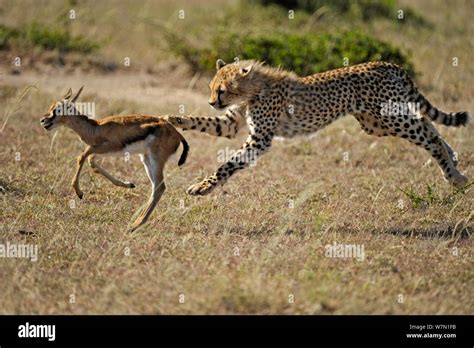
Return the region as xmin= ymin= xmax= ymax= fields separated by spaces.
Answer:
xmin=253 ymin=0 xmax=430 ymax=25
xmin=167 ymin=30 xmax=415 ymax=77
xmin=0 ymin=22 xmax=98 ymax=53
xmin=24 ymin=23 xmax=98 ymax=53
xmin=0 ymin=24 xmax=19 ymax=49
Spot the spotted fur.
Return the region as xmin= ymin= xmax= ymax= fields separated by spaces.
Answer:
xmin=167 ymin=59 xmax=469 ymax=195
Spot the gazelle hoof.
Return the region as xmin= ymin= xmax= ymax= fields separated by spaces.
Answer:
xmin=129 ymin=223 xmax=143 ymax=232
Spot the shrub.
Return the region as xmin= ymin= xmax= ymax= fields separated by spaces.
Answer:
xmin=23 ymin=23 xmax=98 ymax=53
xmin=0 ymin=24 xmax=19 ymax=49
xmin=0 ymin=22 xmax=98 ymax=53
xmin=253 ymin=0 xmax=430 ymax=25
xmin=167 ymin=30 xmax=415 ymax=77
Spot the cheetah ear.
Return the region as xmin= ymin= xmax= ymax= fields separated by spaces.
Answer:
xmin=216 ymin=59 xmax=226 ymax=70
xmin=239 ymin=65 xmax=253 ymax=77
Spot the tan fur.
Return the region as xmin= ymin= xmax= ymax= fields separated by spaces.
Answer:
xmin=41 ymin=87 xmax=189 ymax=231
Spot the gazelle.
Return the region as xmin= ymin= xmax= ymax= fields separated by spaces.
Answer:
xmin=40 ymin=87 xmax=189 ymax=231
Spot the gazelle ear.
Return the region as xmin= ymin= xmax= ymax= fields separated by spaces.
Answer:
xmin=63 ymin=88 xmax=72 ymax=100
xmin=216 ymin=59 xmax=226 ymax=70
xmin=240 ymin=65 xmax=253 ymax=77
xmin=71 ymin=86 xmax=84 ymax=103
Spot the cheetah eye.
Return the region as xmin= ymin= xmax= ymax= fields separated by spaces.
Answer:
xmin=218 ymin=88 xmax=225 ymax=95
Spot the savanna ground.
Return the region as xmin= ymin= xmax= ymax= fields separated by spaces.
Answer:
xmin=0 ymin=0 xmax=473 ymax=314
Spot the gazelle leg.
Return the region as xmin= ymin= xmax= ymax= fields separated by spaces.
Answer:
xmin=130 ymin=154 xmax=166 ymax=231
xmin=72 ymin=146 xmax=94 ymax=199
xmin=88 ymin=155 xmax=135 ymax=188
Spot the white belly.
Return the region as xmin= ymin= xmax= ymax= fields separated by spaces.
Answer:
xmin=123 ymin=139 xmax=149 ymax=155
xmin=110 ymin=135 xmax=152 ymax=157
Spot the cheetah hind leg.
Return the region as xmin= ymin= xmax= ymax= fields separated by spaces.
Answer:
xmin=355 ymin=108 xmax=459 ymax=167
xmin=353 ymin=113 xmax=467 ymax=187
xmin=353 ymin=113 xmax=390 ymax=137
xmin=442 ymin=140 xmax=458 ymax=167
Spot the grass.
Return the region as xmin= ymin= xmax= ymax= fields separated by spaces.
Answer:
xmin=0 ymin=0 xmax=473 ymax=314
xmin=0 ymin=82 xmax=472 ymax=314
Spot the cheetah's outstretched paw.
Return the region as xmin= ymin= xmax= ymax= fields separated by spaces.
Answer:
xmin=165 ymin=115 xmax=190 ymax=129
xmin=450 ymin=173 xmax=469 ymax=188
xmin=187 ymin=180 xmax=217 ymax=196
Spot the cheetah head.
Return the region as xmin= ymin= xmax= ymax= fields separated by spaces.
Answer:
xmin=208 ymin=59 xmax=256 ymax=110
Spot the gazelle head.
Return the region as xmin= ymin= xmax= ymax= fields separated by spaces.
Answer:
xmin=40 ymin=86 xmax=84 ymax=131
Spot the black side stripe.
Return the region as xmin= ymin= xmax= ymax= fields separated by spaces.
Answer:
xmin=122 ymin=127 xmax=156 ymax=147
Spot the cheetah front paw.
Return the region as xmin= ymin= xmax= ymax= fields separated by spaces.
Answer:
xmin=165 ymin=115 xmax=190 ymax=129
xmin=450 ymin=173 xmax=469 ymax=188
xmin=187 ymin=180 xmax=217 ymax=196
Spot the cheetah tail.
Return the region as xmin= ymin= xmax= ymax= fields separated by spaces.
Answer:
xmin=414 ymin=92 xmax=470 ymax=127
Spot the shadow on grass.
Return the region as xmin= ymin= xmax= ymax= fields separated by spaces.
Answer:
xmin=221 ymin=224 xmax=471 ymax=240
xmin=383 ymin=225 xmax=471 ymax=240
xmin=0 ymin=179 xmax=25 ymax=196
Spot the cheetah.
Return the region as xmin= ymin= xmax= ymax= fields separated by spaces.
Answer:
xmin=167 ymin=59 xmax=469 ymax=195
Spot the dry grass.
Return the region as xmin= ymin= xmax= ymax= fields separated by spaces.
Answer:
xmin=0 ymin=0 xmax=473 ymax=314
